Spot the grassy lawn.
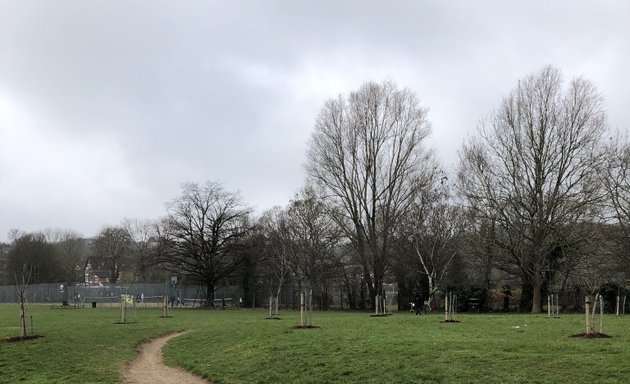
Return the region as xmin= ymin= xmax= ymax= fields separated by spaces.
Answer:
xmin=1 ymin=304 xmax=629 ymax=383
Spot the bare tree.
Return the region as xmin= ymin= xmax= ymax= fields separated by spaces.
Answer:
xmin=457 ymin=66 xmax=608 ymax=312
xmin=52 ymin=230 xmax=87 ymax=285
xmin=602 ymin=138 xmax=630 ymax=278
xmin=403 ymin=177 xmax=464 ymax=309
xmin=157 ymin=181 xmax=252 ymax=307
xmin=92 ymin=226 xmax=133 ymax=283
xmin=7 ymin=232 xmax=60 ymax=284
xmin=464 ymin=215 xmax=504 ymax=299
xmin=603 ymin=139 xmax=630 ymax=229
xmin=14 ymin=262 xmax=33 ymax=338
xmin=285 ymin=187 xmax=342 ymax=310
xmin=259 ymin=206 xmax=293 ymax=312
xmin=122 ymin=218 xmax=161 ymax=282
xmin=306 ymin=81 xmax=433 ymax=308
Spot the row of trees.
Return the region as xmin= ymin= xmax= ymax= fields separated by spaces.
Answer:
xmin=2 ymin=66 xmax=629 ymax=312
xmin=2 ymin=230 xmax=87 ymax=285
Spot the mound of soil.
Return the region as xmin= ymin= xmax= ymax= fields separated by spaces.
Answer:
xmin=1 ymin=335 xmax=43 ymax=344
xmin=291 ymin=325 xmax=321 ymax=330
xmin=570 ymin=332 xmax=612 ymax=339
xmin=440 ymin=320 xmax=461 ymax=323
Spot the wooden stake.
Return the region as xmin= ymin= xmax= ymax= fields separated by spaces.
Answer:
xmin=269 ymin=296 xmax=273 ymax=318
xmin=585 ymin=296 xmax=590 ymax=334
xmin=591 ymin=294 xmax=599 ymax=328
xmin=19 ymin=311 xmax=25 ymax=338
xmin=444 ymin=294 xmax=449 ymax=321
xmin=455 ymin=294 xmax=458 ymax=320
xmin=120 ymin=296 xmax=126 ymax=323
xmin=555 ymin=294 xmax=560 ymax=317
xmin=382 ymin=292 xmax=387 ymax=314
xmin=300 ymin=292 xmax=305 ymax=327
xmin=309 ymin=289 xmax=313 ymax=326
xmin=547 ymin=295 xmax=551 ymax=318
xmin=599 ymin=296 xmax=604 ymax=334
xmin=616 ymin=296 xmax=620 ymax=317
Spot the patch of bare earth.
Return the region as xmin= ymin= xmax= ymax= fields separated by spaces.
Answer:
xmin=121 ymin=331 xmax=210 ymax=384
xmin=1 ymin=335 xmax=43 ymax=343
xmin=570 ymin=332 xmax=612 ymax=339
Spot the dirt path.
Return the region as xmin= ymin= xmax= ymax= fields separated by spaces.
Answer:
xmin=121 ymin=331 xmax=210 ymax=384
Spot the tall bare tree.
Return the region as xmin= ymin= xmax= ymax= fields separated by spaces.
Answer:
xmin=93 ymin=226 xmax=132 ymax=283
xmin=285 ymin=187 xmax=342 ymax=310
xmin=7 ymin=232 xmax=60 ymax=284
xmin=122 ymin=218 xmax=161 ymax=282
xmin=48 ymin=230 xmax=87 ymax=285
xmin=457 ymin=66 xmax=608 ymax=312
xmin=402 ymin=177 xmax=464 ymax=308
xmin=259 ymin=206 xmax=293 ymax=310
xmin=157 ymin=181 xmax=252 ymax=307
xmin=306 ymin=81 xmax=433 ymax=308
xmin=602 ymin=138 xmax=630 ymax=279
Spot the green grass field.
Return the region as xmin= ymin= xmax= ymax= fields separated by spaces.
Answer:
xmin=1 ymin=304 xmax=629 ymax=383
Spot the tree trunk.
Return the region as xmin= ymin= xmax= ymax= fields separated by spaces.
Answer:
xmin=359 ymin=282 xmax=366 ymax=310
xmin=369 ymin=259 xmax=385 ymax=310
xmin=364 ymin=270 xmax=377 ymax=310
xmin=427 ymin=273 xmax=435 ymax=307
xmin=321 ymin=282 xmax=329 ymax=311
xmin=275 ymin=273 xmax=285 ymax=314
xmin=347 ymin=282 xmax=357 ymax=310
xmin=519 ymin=275 xmax=533 ymax=312
xmin=205 ymin=282 xmax=215 ymax=308
xmin=531 ymin=272 xmax=542 ymax=313
xmin=396 ymin=280 xmax=412 ymax=311
xmin=19 ymin=296 xmax=27 ymax=338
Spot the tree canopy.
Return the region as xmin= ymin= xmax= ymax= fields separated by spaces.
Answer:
xmin=156 ymin=181 xmax=252 ymax=307
xmin=457 ymin=66 xmax=608 ymax=312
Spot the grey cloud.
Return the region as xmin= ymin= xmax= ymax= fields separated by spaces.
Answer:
xmin=1 ymin=0 xmax=628 ymax=240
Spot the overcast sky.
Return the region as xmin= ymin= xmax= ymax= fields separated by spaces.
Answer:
xmin=1 ymin=1 xmax=628 ymax=242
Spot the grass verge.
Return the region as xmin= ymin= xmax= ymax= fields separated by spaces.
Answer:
xmin=1 ymin=304 xmax=629 ymax=383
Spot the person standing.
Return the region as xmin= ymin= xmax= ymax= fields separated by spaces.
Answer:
xmin=413 ymin=293 xmax=423 ymax=315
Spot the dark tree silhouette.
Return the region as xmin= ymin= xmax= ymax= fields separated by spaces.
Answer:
xmin=157 ymin=181 xmax=252 ymax=307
